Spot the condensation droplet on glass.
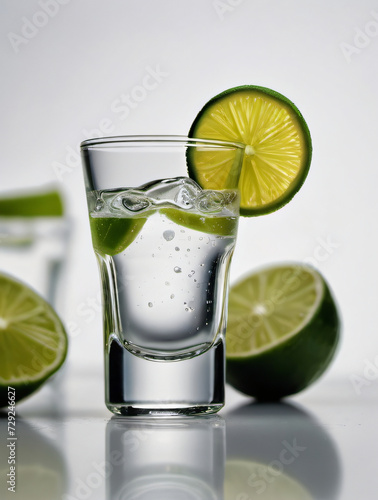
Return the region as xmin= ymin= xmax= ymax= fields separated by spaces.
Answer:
xmin=175 ymin=247 xmax=180 ymax=251
xmin=170 ymin=294 xmax=175 ymax=299
xmin=148 ymin=302 xmax=153 ymax=308
xmin=174 ymin=266 xmax=182 ymax=273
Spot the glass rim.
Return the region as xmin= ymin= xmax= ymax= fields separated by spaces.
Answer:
xmin=80 ymin=135 xmax=245 ymax=151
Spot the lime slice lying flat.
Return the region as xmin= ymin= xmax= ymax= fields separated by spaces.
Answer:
xmin=226 ymin=264 xmax=340 ymax=400
xmin=188 ymin=86 xmax=312 ymax=216
xmin=90 ymin=216 xmax=147 ymax=256
xmin=0 ymin=273 xmax=68 ymax=407
xmin=0 ymin=188 xmax=64 ymax=217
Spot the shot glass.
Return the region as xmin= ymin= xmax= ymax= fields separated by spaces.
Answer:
xmin=81 ymin=136 xmax=244 ymax=416
xmin=0 ymin=217 xmax=68 ymax=307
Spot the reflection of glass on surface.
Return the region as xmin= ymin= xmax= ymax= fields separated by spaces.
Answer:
xmin=0 ymin=217 xmax=69 ymax=307
xmin=106 ymin=415 xmax=225 ymax=499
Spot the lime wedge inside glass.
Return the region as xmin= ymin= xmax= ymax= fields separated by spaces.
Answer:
xmin=160 ymin=207 xmax=238 ymax=236
xmin=90 ymin=216 xmax=148 ymax=256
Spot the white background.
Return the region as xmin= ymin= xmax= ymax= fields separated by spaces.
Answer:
xmin=1 ymin=0 xmax=378 ymax=388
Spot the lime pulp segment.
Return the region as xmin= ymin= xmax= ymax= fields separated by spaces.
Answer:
xmin=0 ymin=274 xmax=67 ymax=388
xmin=226 ymin=265 xmax=323 ymax=357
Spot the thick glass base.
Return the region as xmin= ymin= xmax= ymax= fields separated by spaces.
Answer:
xmin=107 ymin=403 xmax=224 ymax=417
xmin=105 ymin=335 xmax=225 ymax=416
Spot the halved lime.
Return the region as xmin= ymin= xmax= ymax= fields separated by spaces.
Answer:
xmin=226 ymin=264 xmax=340 ymax=400
xmin=160 ymin=208 xmax=238 ymax=237
xmin=90 ymin=216 xmax=148 ymax=256
xmin=0 ymin=273 xmax=68 ymax=407
xmin=225 ymin=459 xmax=312 ymax=500
xmin=0 ymin=188 xmax=64 ymax=217
xmin=188 ymin=86 xmax=312 ymax=216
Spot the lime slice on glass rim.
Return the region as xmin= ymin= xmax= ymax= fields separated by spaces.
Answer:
xmin=226 ymin=264 xmax=340 ymax=400
xmin=0 ymin=273 xmax=68 ymax=407
xmin=188 ymin=85 xmax=312 ymax=216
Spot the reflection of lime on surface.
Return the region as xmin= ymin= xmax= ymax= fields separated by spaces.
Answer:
xmin=226 ymin=264 xmax=340 ymax=400
xmin=188 ymin=85 xmax=312 ymax=216
xmin=161 ymin=208 xmax=238 ymax=236
xmin=90 ymin=216 xmax=147 ymax=255
xmin=225 ymin=459 xmax=312 ymax=500
xmin=0 ymin=273 xmax=68 ymax=407
xmin=0 ymin=188 xmax=64 ymax=217
xmin=0 ymin=419 xmax=67 ymax=499
xmin=3 ymin=466 xmax=64 ymax=499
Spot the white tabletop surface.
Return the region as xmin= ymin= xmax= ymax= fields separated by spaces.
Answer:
xmin=2 ymin=366 xmax=377 ymax=500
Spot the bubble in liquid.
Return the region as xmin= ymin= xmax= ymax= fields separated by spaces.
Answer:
xmin=174 ymin=266 xmax=182 ymax=273
xmin=163 ymin=230 xmax=175 ymax=241
xmin=170 ymin=294 xmax=175 ymax=299
xmin=175 ymin=247 xmax=180 ymax=251
xmin=148 ymin=302 xmax=153 ymax=307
